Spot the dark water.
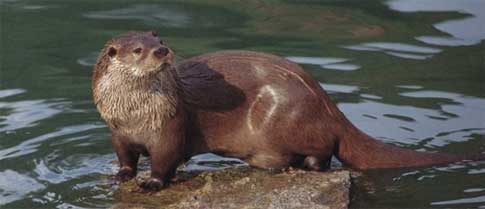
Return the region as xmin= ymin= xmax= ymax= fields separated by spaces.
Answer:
xmin=1 ymin=0 xmax=484 ymax=208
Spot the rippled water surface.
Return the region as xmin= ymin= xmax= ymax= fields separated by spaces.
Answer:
xmin=1 ymin=0 xmax=484 ymax=208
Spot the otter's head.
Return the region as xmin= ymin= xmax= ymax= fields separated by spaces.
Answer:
xmin=97 ymin=31 xmax=174 ymax=77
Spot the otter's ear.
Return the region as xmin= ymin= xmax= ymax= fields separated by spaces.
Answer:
xmin=107 ymin=47 xmax=117 ymax=58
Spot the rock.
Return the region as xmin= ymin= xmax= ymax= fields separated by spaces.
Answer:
xmin=112 ymin=167 xmax=350 ymax=209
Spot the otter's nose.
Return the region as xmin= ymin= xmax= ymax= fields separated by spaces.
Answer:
xmin=153 ymin=47 xmax=169 ymax=59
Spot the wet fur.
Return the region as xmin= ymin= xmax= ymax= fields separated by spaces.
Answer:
xmin=92 ymin=32 xmax=485 ymax=191
xmin=93 ymin=63 xmax=178 ymax=135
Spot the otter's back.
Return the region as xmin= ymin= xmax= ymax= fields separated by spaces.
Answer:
xmin=176 ymin=51 xmax=343 ymax=156
xmin=176 ymin=50 xmax=328 ymax=110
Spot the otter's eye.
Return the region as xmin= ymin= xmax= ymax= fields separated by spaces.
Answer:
xmin=160 ymin=40 xmax=165 ymax=45
xmin=133 ymin=48 xmax=142 ymax=54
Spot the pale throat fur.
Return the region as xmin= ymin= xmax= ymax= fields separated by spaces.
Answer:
xmin=93 ymin=58 xmax=179 ymax=136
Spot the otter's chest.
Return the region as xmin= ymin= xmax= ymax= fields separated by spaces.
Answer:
xmin=95 ymin=87 xmax=176 ymax=136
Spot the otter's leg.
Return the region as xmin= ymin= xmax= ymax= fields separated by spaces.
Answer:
xmin=139 ymin=120 xmax=186 ymax=191
xmin=112 ymin=132 xmax=140 ymax=182
xmin=140 ymin=139 xmax=184 ymax=191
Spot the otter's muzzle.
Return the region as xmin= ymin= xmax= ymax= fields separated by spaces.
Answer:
xmin=153 ymin=47 xmax=170 ymax=59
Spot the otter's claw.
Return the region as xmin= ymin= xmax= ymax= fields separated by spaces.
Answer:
xmin=114 ymin=167 xmax=136 ymax=182
xmin=138 ymin=178 xmax=164 ymax=192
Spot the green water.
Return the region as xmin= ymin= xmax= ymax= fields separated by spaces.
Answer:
xmin=1 ymin=0 xmax=484 ymax=208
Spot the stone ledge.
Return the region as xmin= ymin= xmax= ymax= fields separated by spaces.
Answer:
xmin=112 ymin=168 xmax=350 ymax=209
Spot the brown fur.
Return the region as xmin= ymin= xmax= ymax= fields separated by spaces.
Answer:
xmin=92 ymin=32 xmax=485 ymax=191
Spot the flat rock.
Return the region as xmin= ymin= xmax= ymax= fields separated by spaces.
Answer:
xmin=112 ymin=167 xmax=350 ymax=209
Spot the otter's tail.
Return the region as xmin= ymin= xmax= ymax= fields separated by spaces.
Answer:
xmin=335 ymin=126 xmax=485 ymax=170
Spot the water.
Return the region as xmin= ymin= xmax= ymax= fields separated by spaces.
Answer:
xmin=1 ymin=0 xmax=484 ymax=208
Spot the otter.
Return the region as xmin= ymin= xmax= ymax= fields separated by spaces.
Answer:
xmin=92 ymin=31 xmax=484 ymax=191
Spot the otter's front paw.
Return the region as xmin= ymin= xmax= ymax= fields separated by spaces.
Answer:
xmin=115 ymin=167 xmax=136 ymax=182
xmin=138 ymin=178 xmax=164 ymax=192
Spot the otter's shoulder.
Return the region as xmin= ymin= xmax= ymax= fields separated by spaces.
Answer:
xmin=175 ymin=51 xmax=248 ymax=111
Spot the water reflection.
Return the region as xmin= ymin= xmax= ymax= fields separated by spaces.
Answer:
xmin=77 ymin=52 xmax=99 ymax=67
xmin=356 ymin=42 xmax=441 ymax=54
xmin=0 ymin=99 xmax=70 ymax=133
xmin=338 ymin=88 xmax=485 ymax=147
xmin=469 ymin=168 xmax=485 ymax=175
xmin=84 ymin=4 xmax=190 ymax=27
xmin=286 ymin=56 xmax=347 ymax=65
xmin=0 ymin=170 xmax=45 ymax=204
xmin=465 ymin=188 xmax=485 ymax=193
xmin=432 ymin=195 xmax=485 ymax=206
xmin=396 ymin=85 xmax=422 ymax=90
xmin=0 ymin=89 xmax=26 ymax=98
xmin=34 ymin=154 xmax=115 ymax=184
xmin=384 ymin=51 xmax=432 ymax=60
xmin=320 ymin=83 xmax=359 ymax=94
xmin=387 ymin=0 xmax=485 ymax=46
xmin=286 ymin=56 xmax=361 ymax=71
xmin=396 ymin=161 xmax=485 ymax=179
xmin=0 ymin=124 xmax=104 ymax=160
xmin=30 ymin=179 xmax=114 ymax=209
xmin=343 ymin=42 xmax=441 ymax=60
xmin=321 ymin=63 xmax=360 ymax=71
xmin=181 ymin=153 xmax=246 ymax=172
xmin=55 ymin=202 xmax=88 ymax=209
xmin=321 ymin=82 xmax=482 ymax=149
xmin=371 ymin=161 xmax=485 ymax=207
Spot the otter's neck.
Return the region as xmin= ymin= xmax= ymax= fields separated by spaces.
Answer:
xmin=93 ymin=67 xmax=180 ymax=134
